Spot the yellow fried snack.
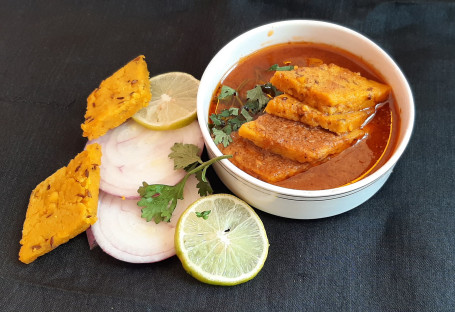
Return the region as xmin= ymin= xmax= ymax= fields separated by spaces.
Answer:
xmin=81 ymin=55 xmax=151 ymax=140
xmin=270 ymin=64 xmax=391 ymax=114
xmin=19 ymin=144 xmax=102 ymax=264
xmin=265 ymin=94 xmax=374 ymax=134
xmin=220 ymin=133 xmax=311 ymax=183
xmin=238 ymin=114 xmax=365 ymax=164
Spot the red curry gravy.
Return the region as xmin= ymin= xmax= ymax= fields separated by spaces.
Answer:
xmin=209 ymin=42 xmax=400 ymax=190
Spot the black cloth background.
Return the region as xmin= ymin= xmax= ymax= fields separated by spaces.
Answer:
xmin=1 ymin=1 xmax=453 ymax=311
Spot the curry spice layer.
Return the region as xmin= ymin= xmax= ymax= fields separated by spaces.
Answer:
xmin=222 ymin=63 xmax=391 ymax=184
xmin=19 ymin=143 xmax=102 ymax=264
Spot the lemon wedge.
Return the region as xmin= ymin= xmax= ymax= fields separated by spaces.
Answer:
xmin=132 ymin=72 xmax=199 ymax=130
xmin=175 ymin=194 xmax=269 ymax=286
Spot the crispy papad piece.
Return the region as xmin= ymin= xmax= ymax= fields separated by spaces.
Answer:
xmin=81 ymin=55 xmax=151 ymax=140
xmin=19 ymin=144 xmax=102 ymax=264
xmin=238 ymin=114 xmax=365 ymax=164
xmin=220 ymin=133 xmax=311 ymax=183
xmin=265 ymin=94 xmax=374 ymax=134
xmin=270 ymin=63 xmax=390 ymax=115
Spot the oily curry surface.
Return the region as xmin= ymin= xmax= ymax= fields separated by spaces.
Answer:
xmin=209 ymin=42 xmax=399 ymax=190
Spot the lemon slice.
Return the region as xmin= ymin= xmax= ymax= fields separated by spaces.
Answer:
xmin=175 ymin=194 xmax=269 ymax=286
xmin=132 ymin=72 xmax=199 ymax=130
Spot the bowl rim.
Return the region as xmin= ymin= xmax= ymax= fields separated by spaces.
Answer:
xmin=197 ymin=19 xmax=415 ymax=198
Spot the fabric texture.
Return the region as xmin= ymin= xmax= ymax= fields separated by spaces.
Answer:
xmin=0 ymin=1 xmax=453 ymax=311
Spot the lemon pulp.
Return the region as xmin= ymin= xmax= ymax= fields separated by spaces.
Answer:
xmin=175 ymin=194 xmax=269 ymax=286
xmin=132 ymin=72 xmax=199 ymax=130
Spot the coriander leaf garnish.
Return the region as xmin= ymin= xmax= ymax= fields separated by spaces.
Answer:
xmin=262 ymin=82 xmax=283 ymax=98
xmin=269 ymin=64 xmax=294 ymax=71
xmin=209 ymin=82 xmax=282 ymax=147
xmin=246 ymin=85 xmax=269 ymax=110
xmin=137 ymin=143 xmax=231 ymax=223
xmin=212 ymin=127 xmax=232 ymax=147
xmin=195 ymin=210 xmax=211 ymax=220
xmin=218 ymin=85 xmax=236 ymax=99
xmin=228 ymin=107 xmax=239 ymax=116
xmin=169 ymin=143 xmax=202 ymax=169
xmin=210 ymin=114 xmax=223 ymax=126
xmin=240 ymin=108 xmax=253 ymax=122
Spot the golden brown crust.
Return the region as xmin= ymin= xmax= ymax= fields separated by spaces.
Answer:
xmin=219 ymin=133 xmax=311 ymax=183
xmin=238 ymin=114 xmax=365 ymax=164
xmin=265 ymin=93 xmax=374 ymax=134
xmin=19 ymin=144 xmax=102 ymax=264
xmin=81 ymin=55 xmax=151 ymax=140
xmin=270 ymin=64 xmax=391 ymax=114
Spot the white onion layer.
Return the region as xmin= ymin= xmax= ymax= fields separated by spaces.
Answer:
xmin=88 ymin=119 xmax=204 ymax=198
xmin=90 ymin=175 xmax=201 ymax=263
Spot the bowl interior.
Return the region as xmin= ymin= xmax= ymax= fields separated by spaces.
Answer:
xmin=197 ymin=20 xmax=414 ymax=196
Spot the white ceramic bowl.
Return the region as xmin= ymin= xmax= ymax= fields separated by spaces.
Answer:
xmin=197 ymin=20 xmax=414 ymax=219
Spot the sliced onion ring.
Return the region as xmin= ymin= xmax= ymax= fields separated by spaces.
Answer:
xmin=88 ymin=119 xmax=203 ymax=199
xmin=89 ymin=175 xmax=201 ymax=263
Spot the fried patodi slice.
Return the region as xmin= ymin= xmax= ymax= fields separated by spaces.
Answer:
xmin=265 ymin=94 xmax=374 ymax=134
xmin=270 ymin=63 xmax=391 ymax=114
xmin=81 ymin=55 xmax=151 ymax=140
xmin=238 ymin=114 xmax=365 ymax=164
xmin=219 ymin=133 xmax=311 ymax=183
xmin=19 ymin=144 xmax=102 ymax=264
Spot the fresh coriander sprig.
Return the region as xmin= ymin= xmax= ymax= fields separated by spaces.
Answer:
xmin=137 ymin=143 xmax=231 ymax=224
